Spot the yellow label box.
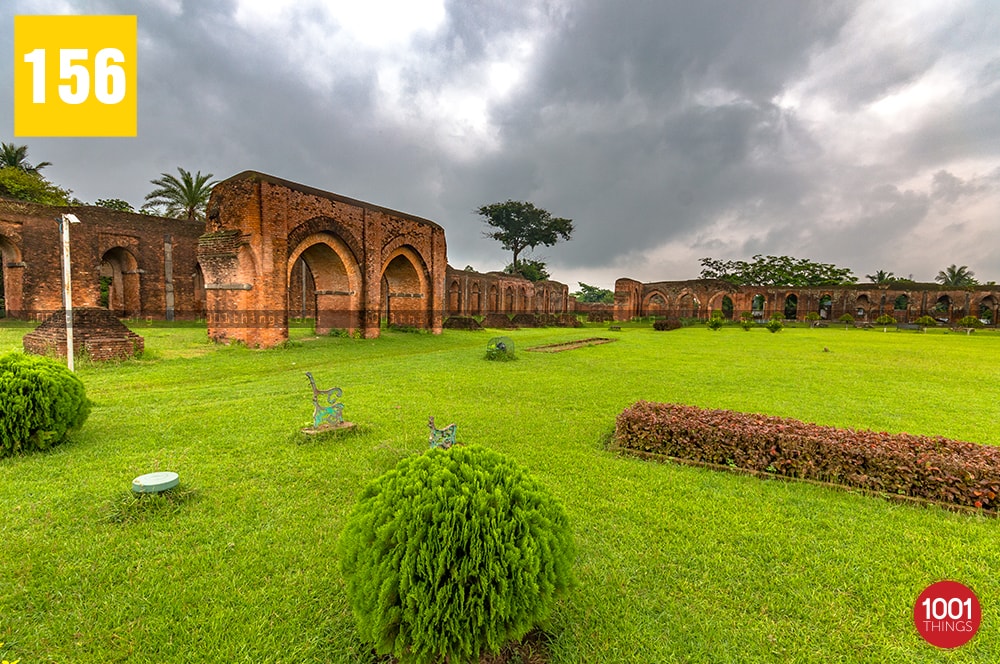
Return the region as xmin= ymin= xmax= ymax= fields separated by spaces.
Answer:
xmin=14 ymin=15 xmax=137 ymax=137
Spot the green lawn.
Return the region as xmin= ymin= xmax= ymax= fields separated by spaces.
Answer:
xmin=1 ymin=321 xmax=998 ymax=663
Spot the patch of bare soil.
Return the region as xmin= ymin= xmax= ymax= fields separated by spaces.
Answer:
xmin=525 ymin=337 xmax=616 ymax=352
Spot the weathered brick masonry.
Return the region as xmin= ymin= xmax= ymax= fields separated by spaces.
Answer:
xmin=200 ymin=171 xmax=449 ymax=346
xmin=615 ymin=277 xmax=1000 ymax=324
xmin=7 ymin=176 xmax=994 ymax=346
xmin=0 ymin=198 xmax=204 ymax=320
xmin=22 ymin=307 xmax=144 ymax=360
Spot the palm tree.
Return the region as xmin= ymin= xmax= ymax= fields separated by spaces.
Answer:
xmin=0 ymin=141 xmax=51 ymax=174
xmin=143 ymin=167 xmax=217 ymax=222
xmin=865 ymin=269 xmax=895 ymax=285
xmin=935 ymin=264 xmax=977 ymax=287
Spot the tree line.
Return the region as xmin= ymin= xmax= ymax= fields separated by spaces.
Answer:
xmin=0 ymin=140 xmax=215 ymax=221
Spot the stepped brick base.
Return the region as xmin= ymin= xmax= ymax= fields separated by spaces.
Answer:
xmin=23 ymin=308 xmax=144 ymax=361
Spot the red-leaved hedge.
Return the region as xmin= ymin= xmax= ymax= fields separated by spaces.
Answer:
xmin=614 ymin=401 xmax=1000 ymax=512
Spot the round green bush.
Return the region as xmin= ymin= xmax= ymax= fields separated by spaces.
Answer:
xmin=0 ymin=352 xmax=90 ymax=457
xmin=339 ymin=445 xmax=574 ymax=664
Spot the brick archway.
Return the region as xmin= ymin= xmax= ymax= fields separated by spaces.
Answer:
xmin=0 ymin=234 xmax=23 ymax=317
xmin=288 ymin=232 xmax=362 ymax=334
xmin=381 ymin=246 xmax=430 ymax=328
xmin=199 ymin=171 xmax=446 ymax=346
xmin=100 ymin=247 xmax=141 ymax=317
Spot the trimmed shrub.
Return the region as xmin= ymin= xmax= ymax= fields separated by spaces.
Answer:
xmin=958 ymin=315 xmax=983 ymax=328
xmin=614 ymin=401 xmax=1000 ymax=512
xmin=652 ymin=318 xmax=681 ymax=331
xmin=764 ymin=318 xmax=783 ymax=333
xmin=706 ymin=313 xmax=724 ymax=331
xmin=339 ymin=446 xmax=574 ymax=663
xmin=0 ymin=352 xmax=90 ymax=457
xmin=915 ymin=315 xmax=937 ymax=328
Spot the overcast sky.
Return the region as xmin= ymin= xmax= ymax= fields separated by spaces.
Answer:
xmin=3 ymin=0 xmax=999 ymax=289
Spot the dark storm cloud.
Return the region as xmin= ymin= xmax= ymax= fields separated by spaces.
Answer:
xmin=445 ymin=0 xmax=859 ymax=269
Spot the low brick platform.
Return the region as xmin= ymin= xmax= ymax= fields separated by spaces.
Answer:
xmin=23 ymin=308 xmax=144 ymax=361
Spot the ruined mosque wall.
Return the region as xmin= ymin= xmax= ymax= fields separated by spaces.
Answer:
xmin=614 ymin=278 xmax=1000 ymax=324
xmin=0 ymin=198 xmax=204 ymax=320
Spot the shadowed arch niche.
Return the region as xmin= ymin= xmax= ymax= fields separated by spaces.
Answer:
xmin=100 ymin=247 xmax=140 ymax=316
xmin=381 ymin=246 xmax=430 ymax=328
xmin=288 ymin=232 xmax=362 ymax=335
xmin=0 ymin=235 xmax=23 ymax=317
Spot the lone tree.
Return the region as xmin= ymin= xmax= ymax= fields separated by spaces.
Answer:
xmin=935 ymin=264 xmax=977 ymax=287
xmin=865 ymin=269 xmax=896 ymax=285
xmin=0 ymin=141 xmax=69 ymax=205
xmin=478 ymin=200 xmax=573 ymax=277
xmin=571 ymin=282 xmax=614 ymax=304
xmin=0 ymin=141 xmax=51 ymax=174
xmin=143 ymin=167 xmax=217 ymax=222
xmin=503 ymin=258 xmax=550 ymax=282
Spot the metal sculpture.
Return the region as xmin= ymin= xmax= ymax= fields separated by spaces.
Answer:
xmin=306 ymin=372 xmax=344 ymax=428
xmin=428 ymin=416 xmax=457 ymax=449
xmin=485 ymin=336 xmax=515 ymax=360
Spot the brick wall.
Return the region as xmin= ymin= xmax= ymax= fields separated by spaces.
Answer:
xmin=0 ymin=198 xmax=204 ymax=320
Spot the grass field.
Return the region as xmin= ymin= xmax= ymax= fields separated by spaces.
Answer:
xmin=1 ymin=321 xmax=998 ymax=663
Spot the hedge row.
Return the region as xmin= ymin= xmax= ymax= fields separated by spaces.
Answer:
xmin=614 ymin=401 xmax=1000 ymax=512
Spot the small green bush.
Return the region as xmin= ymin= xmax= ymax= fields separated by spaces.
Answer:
xmin=339 ymin=445 xmax=574 ymax=664
xmin=958 ymin=315 xmax=983 ymax=328
xmin=915 ymin=315 xmax=937 ymax=327
xmin=485 ymin=337 xmax=515 ymax=361
xmin=0 ymin=353 xmax=90 ymax=457
xmin=740 ymin=320 xmax=753 ymax=331
xmin=652 ymin=318 xmax=680 ymax=331
xmin=838 ymin=313 xmax=855 ymax=324
xmin=706 ymin=313 xmax=724 ymax=331
xmin=765 ymin=318 xmax=783 ymax=333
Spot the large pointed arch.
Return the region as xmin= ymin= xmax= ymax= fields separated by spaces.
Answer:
xmin=100 ymin=247 xmax=141 ymax=317
xmin=381 ymin=245 xmax=430 ymax=328
xmin=643 ymin=290 xmax=668 ymax=316
xmin=288 ymin=232 xmax=363 ymax=334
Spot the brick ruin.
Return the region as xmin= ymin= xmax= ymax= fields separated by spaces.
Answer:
xmin=614 ymin=278 xmax=1000 ymax=324
xmin=22 ymin=307 xmax=144 ymax=360
xmin=0 ymin=172 xmax=584 ymax=351
xmin=0 ymin=198 xmax=204 ymax=321
xmin=199 ymin=171 xmax=449 ymax=345
xmin=6 ymin=170 xmax=995 ymax=353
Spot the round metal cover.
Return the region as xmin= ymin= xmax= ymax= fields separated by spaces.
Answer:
xmin=132 ymin=471 xmax=179 ymax=494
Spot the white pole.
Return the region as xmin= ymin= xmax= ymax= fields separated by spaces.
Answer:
xmin=60 ymin=215 xmax=75 ymax=372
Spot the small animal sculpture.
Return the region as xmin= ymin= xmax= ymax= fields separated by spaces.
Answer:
xmin=428 ymin=416 xmax=457 ymax=449
xmin=306 ymin=372 xmax=344 ymax=428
